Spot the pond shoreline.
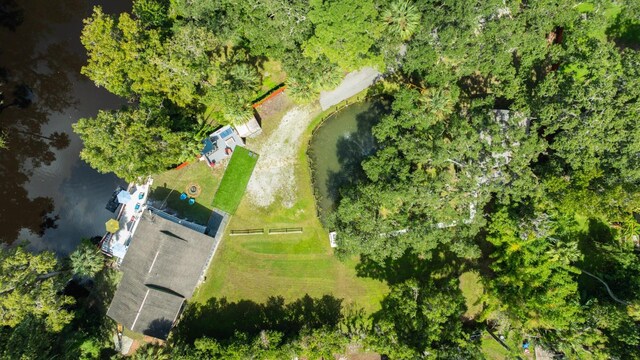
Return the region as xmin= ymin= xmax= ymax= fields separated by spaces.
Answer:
xmin=306 ymin=93 xmax=391 ymax=224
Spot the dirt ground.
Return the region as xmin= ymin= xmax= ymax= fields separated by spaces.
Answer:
xmin=246 ymin=103 xmax=320 ymax=208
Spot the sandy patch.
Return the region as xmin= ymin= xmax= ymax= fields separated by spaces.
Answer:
xmin=246 ymin=105 xmax=318 ymax=208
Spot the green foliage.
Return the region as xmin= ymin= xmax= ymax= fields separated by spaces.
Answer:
xmin=133 ymin=0 xmax=170 ymax=29
xmin=483 ymin=208 xmax=583 ymax=331
xmin=121 ymin=328 xmax=347 ymax=360
xmin=369 ymin=278 xmax=473 ymax=358
xmin=282 ymin=53 xmax=342 ymax=103
xmin=80 ymin=7 xmax=133 ymax=98
xmin=329 ymin=0 xmax=640 ymax=357
xmin=131 ymin=344 xmax=172 ymax=360
xmin=82 ymin=7 xmax=206 ymax=108
xmin=0 ymin=246 xmax=74 ymax=332
xmin=74 ymin=107 xmax=196 ymax=182
xmin=304 ymin=0 xmax=384 ymax=71
xmin=236 ymin=0 xmax=313 ymax=59
xmin=70 ymin=239 xmax=105 ymax=278
xmin=0 ymin=315 xmax=55 ymax=359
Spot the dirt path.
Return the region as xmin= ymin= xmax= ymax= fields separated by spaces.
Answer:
xmin=246 ymin=105 xmax=319 ymax=208
xmin=319 ymin=67 xmax=381 ymax=110
xmin=246 ymin=67 xmax=380 ymax=208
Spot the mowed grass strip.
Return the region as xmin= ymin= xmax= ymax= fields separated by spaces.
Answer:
xmin=193 ymin=228 xmax=387 ymax=313
xmin=212 ymin=146 xmax=258 ymax=214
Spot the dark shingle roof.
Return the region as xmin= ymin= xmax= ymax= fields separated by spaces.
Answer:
xmin=106 ymin=210 xmax=217 ymax=339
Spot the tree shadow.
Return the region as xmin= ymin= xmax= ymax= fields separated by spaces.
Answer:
xmin=149 ymin=186 xmax=214 ymax=225
xmin=355 ymin=246 xmax=466 ymax=286
xmin=173 ymin=294 xmax=343 ymax=344
xmin=145 ymin=318 xmax=174 ymax=340
xmin=606 ymin=12 xmax=640 ymax=50
xmin=577 ymin=218 xmax=640 ymax=302
xmin=457 ymin=73 xmax=492 ymax=99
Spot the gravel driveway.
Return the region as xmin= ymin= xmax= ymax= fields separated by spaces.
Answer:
xmin=246 ymin=105 xmax=319 ymax=208
xmin=319 ymin=67 xmax=381 ymax=110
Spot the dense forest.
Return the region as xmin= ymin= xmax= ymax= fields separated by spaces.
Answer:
xmin=2 ymin=0 xmax=640 ymax=358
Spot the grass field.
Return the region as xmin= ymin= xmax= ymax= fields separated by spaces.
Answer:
xmin=193 ymin=93 xmax=388 ymax=313
xmin=481 ymin=333 xmax=511 ymax=359
xmin=211 ymin=147 xmax=258 ymax=214
xmin=150 ymin=161 xmax=222 ymax=224
xmin=460 ymin=271 xmax=483 ymax=319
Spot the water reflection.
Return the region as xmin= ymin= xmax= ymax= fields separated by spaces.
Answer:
xmin=0 ymin=0 xmax=23 ymax=31
xmin=308 ymin=101 xmax=390 ymax=220
xmin=0 ymin=0 xmax=129 ymax=253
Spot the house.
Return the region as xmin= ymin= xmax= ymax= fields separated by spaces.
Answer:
xmin=106 ymin=207 xmax=226 ymax=340
xmin=200 ymin=125 xmax=244 ymax=166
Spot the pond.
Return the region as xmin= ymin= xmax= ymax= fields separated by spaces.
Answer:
xmin=0 ymin=1 xmax=129 ymax=254
xmin=308 ymin=100 xmax=390 ymax=220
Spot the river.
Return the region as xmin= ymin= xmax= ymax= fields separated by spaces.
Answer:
xmin=0 ymin=0 xmax=130 ymax=254
xmin=308 ymin=100 xmax=390 ymax=220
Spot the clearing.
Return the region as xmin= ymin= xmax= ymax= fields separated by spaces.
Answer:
xmin=194 ymin=92 xmax=387 ymax=313
xmin=460 ymin=271 xmax=483 ymax=319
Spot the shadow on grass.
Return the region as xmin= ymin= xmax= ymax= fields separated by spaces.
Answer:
xmin=150 ymin=186 xmax=212 ymax=225
xmin=174 ymin=294 xmax=343 ymax=344
xmin=355 ymin=247 xmax=466 ymax=286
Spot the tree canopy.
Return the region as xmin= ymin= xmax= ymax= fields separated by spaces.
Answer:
xmin=0 ymin=246 xmax=74 ymax=332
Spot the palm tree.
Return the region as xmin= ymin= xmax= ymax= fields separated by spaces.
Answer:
xmin=383 ymin=1 xmax=421 ymax=41
xmin=70 ymin=240 xmax=105 ymax=278
xmin=228 ymin=63 xmax=260 ymax=90
xmin=420 ymin=87 xmax=455 ymax=121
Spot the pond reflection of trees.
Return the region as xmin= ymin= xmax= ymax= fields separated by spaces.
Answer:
xmin=325 ymin=101 xmax=390 ymax=211
xmin=0 ymin=0 xmax=81 ymax=244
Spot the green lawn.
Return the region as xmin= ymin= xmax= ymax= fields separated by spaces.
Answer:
xmin=481 ymin=333 xmax=511 ymax=360
xmin=574 ymin=1 xmax=622 ymax=41
xmin=459 ymin=271 xmax=483 ymax=319
xmin=150 ymin=161 xmax=222 ymax=224
xmin=211 ymin=146 xmax=258 ymax=214
xmin=259 ymin=60 xmax=287 ymax=93
xmin=193 ymin=95 xmax=388 ymax=313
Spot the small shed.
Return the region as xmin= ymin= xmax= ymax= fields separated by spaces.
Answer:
xmin=235 ymin=116 xmax=262 ymax=138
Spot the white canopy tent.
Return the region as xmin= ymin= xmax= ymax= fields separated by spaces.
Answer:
xmin=117 ymin=190 xmax=132 ymax=204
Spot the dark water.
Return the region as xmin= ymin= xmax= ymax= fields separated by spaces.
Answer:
xmin=0 ymin=0 xmax=130 ymax=254
xmin=308 ymin=101 xmax=389 ymax=219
